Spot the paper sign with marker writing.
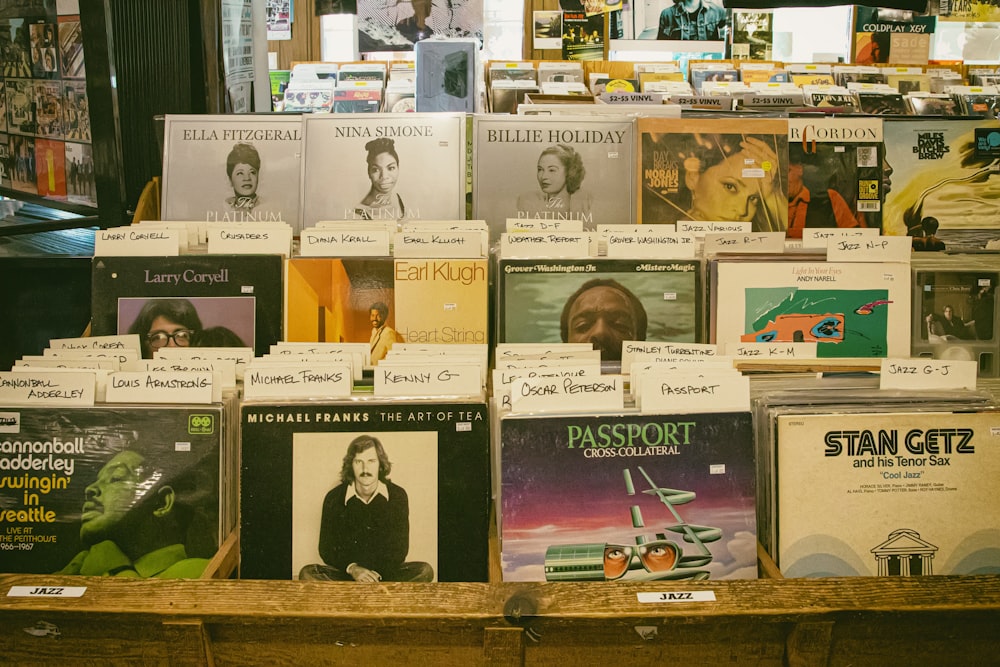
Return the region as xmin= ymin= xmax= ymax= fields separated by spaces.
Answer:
xmin=139 ymin=359 xmax=237 ymax=389
xmin=258 ymin=353 xmax=361 ymax=381
xmin=95 ymin=228 xmax=181 ymax=256
xmin=105 ymin=371 xmax=217 ymax=404
xmin=49 ymin=334 xmax=141 ymax=353
xmin=506 ymin=218 xmax=584 ymax=233
xmin=826 ymin=235 xmax=912 ymax=263
xmin=622 ymin=342 xmax=718 ymax=372
xmin=393 ymin=231 xmax=486 ymax=258
xmin=728 ymin=342 xmax=819 ymax=359
xmin=605 ymin=232 xmax=697 ymax=258
xmin=509 ymin=375 xmax=624 ymax=414
xmin=299 ymin=228 xmax=391 ymax=257
xmin=879 ymin=358 xmax=977 ymax=390
xmin=154 ymin=347 xmax=252 ymax=381
xmin=801 ymin=227 xmax=881 ymax=249
xmin=500 ymin=232 xmax=593 ymax=258
xmin=0 ymin=371 xmax=95 ymax=406
xmin=44 ymin=348 xmax=139 ymax=371
xmin=638 ymin=372 xmax=749 ymax=414
xmin=207 ymin=226 xmax=292 ymax=256
xmin=374 ymin=363 xmax=481 ymax=397
xmin=703 ymin=232 xmax=785 ymax=254
xmin=676 ymin=220 xmax=751 ymax=237
xmin=493 ymin=366 xmax=601 ymax=411
xmin=244 ymin=363 xmax=352 ymax=399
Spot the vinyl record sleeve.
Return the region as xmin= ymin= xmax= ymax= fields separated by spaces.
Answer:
xmin=882 ymin=118 xmax=1000 ymax=247
xmin=472 ymin=115 xmax=636 ymax=240
xmin=91 ymin=255 xmax=283 ymax=358
xmin=637 ymin=116 xmax=788 ymax=232
xmin=776 ymin=410 xmax=1000 ymax=577
xmin=500 ymin=410 xmax=757 ymax=582
xmin=161 ymin=114 xmax=303 ymax=231
xmin=300 ymin=113 xmax=466 ymax=227
xmin=712 ymin=259 xmax=911 ymax=358
xmin=0 ymin=404 xmax=224 ymax=577
xmin=285 ymin=257 xmax=488 ymax=356
xmin=786 ymin=117 xmax=884 ymax=238
xmin=239 ymin=399 xmax=490 ymax=582
xmin=496 ymin=257 xmax=704 ymax=363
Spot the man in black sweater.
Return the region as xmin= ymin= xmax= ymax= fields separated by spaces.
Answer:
xmin=299 ymin=435 xmax=433 ymax=582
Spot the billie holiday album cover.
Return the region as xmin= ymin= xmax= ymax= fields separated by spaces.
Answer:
xmin=300 ymin=113 xmax=466 ymax=227
xmin=473 ymin=115 xmax=636 ymax=240
xmin=0 ymin=404 xmax=223 ymax=577
xmin=161 ymin=114 xmax=303 ymax=231
xmin=776 ymin=410 xmax=1000 ymax=577
xmin=91 ymin=255 xmax=283 ymax=358
xmin=712 ymin=259 xmax=911 ymax=359
xmin=637 ymin=116 xmax=788 ymax=232
xmin=497 ymin=257 xmax=704 ymax=362
xmin=240 ymin=399 xmax=490 ymax=582
xmin=500 ymin=410 xmax=757 ymax=582
xmin=882 ymin=118 xmax=1000 ymax=249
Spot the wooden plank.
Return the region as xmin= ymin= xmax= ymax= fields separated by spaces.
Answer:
xmin=483 ymin=627 xmax=524 ymax=667
xmin=163 ymin=619 xmax=215 ymax=667
xmin=786 ymin=621 xmax=833 ymax=667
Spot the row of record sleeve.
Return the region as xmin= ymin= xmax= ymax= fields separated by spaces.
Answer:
xmin=4 ymin=247 xmax=1000 ymax=385
xmin=158 ymin=112 xmax=1000 ymax=252
xmin=4 ymin=364 xmax=1000 ymax=583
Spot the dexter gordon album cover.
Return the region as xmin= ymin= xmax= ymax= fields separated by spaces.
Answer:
xmin=472 ymin=115 xmax=636 ymax=240
xmin=239 ymin=399 xmax=490 ymax=582
xmin=500 ymin=410 xmax=757 ymax=582
xmin=776 ymin=410 xmax=1000 ymax=578
xmin=300 ymin=113 xmax=466 ymax=227
xmin=91 ymin=255 xmax=283 ymax=358
xmin=0 ymin=404 xmax=224 ymax=577
xmin=161 ymin=114 xmax=303 ymax=231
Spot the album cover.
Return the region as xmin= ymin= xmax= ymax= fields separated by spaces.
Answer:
xmin=905 ymin=94 xmax=961 ymax=117
xmin=882 ymin=118 xmax=1000 ymax=247
xmin=912 ymin=267 xmax=999 ymax=375
xmin=300 ymin=113 xmax=466 ymax=227
xmin=414 ymin=38 xmax=476 ymax=113
xmin=786 ymin=117 xmax=884 ymax=238
xmin=473 ymin=115 xmax=635 ymax=240
xmin=357 ymin=0 xmax=483 ymax=53
xmin=712 ymin=259 xmax=911 ymax=358
xmin=33 ymin=80 xmax=63 ymax=139
xmin=333 ymin=88 xmax=382 ymax=113
xmin=809 ymin=91 xmax=859 ymax=112
xmin=500 ymin=410 xmax=757 ymax=582
xmin=637 ymin=116 xmax=788 ymax=233
xmin=34 ymin=137 xmax=65 ymax=197
xmin=855 ymin=91 xmax=909 ymax=116
xmin=8 ymin=134 xmax=37 ymax=194
xmin=392 ymin=258 xmax=488 ymax=348
xmin=0 ymin=404 xmax=224 ymax=577
xmin=160 ymin=114 xmax=303 ymax=230
xmin=0 ymin=80 xmax=6 ymax=134
xmin=497 ymin=258 xmax=704 ymax=363
xmin=1 ymin=17 xmax=34 ymax=78
xmin=0 ymin=255 xmax=92 ymax=371
xmin=64 ymin=141 xmax=95 ymax=206
xmin=730 ymin=11 xmax=773 ymax=61
xmin=62 ymin=79 xmax=89 ymax=142
xmin=776 ymin=410 xmax=1000 ymax=577
xmin=91 ymin=255 xmax=283 ymax=358
xmin=57 ymin=14 xmax=83 ymax=78
xmin=957 ymin=92 xmax=1000 ymax=119
xmin=239 ymin=399 xmax=490 ymax=582
xmin=6 ymin=78 xmax=35 ymax=136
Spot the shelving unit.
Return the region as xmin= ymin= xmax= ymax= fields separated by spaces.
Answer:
xmin=2 ymin=572 xmax=999 ymax=665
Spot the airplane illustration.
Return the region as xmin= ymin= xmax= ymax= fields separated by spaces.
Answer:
xmin=543 ymin=466 xmax=720 ymax=582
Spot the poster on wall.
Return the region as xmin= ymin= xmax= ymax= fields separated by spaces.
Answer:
xmin=854 ymin=7 xmax=935 ymax=65
xmin=266 ymin=0 xmax=292 ymax=39
xmin=562 ymin=11 xmax=605 ymax=60
xmin=532 ymin=10 xmax=563 ymax=50
xmin=938 ymin=0 xmax=1000 ymax=22
xmin=357 ymin=0 xmax=483 ymax=52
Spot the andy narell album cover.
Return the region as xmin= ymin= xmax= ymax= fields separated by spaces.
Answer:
xmin=161 ymin=114 xmax=303 ymax=231
xmin=299 ymin=113 xmax=467 ymax=227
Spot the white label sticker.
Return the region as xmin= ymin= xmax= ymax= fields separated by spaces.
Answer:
xmin=8 ymin=586 xmax=87 ymax=598
xmin=637 ymin=591 xmax=717 ymax=603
